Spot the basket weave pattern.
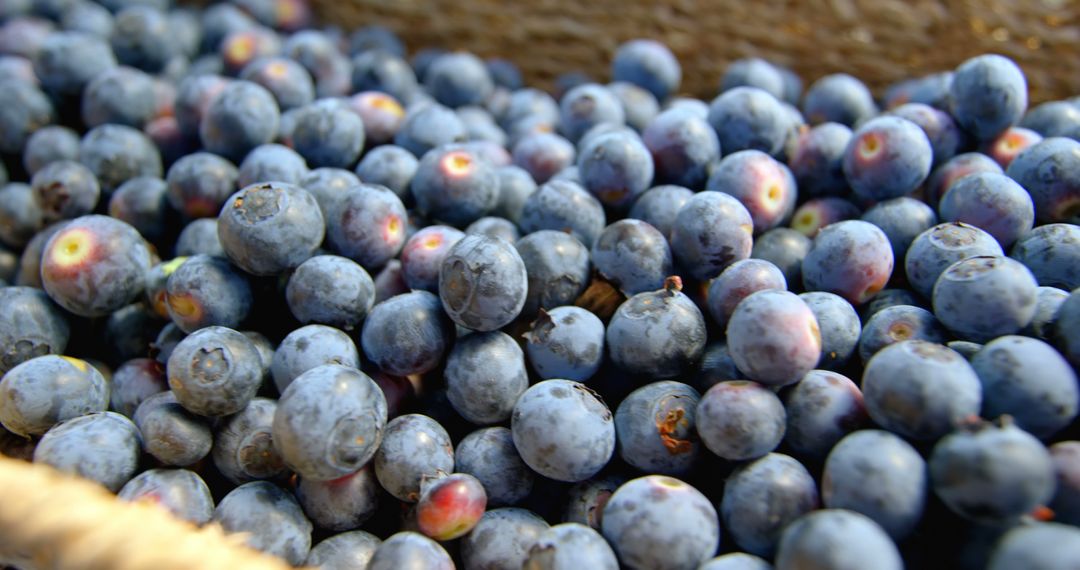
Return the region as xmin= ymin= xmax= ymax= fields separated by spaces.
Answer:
xmin=316 ymin=0 xmax=1079 ymax=103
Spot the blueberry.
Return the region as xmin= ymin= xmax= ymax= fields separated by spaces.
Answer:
xmin=237 ymin=143 xmax=308 ymax=188
xmin=325 ymin=182 xmax=407 ymax=271
xmin=366 ymin=531 xmax=453 ymax=570
xmin=199 ymin=80 xmax=280 ymax=162
xmin=1025 ymin=285 xmax=1070 ymax=340
xmin=273 ymin=364 xmax=387 ymax=481
xmin=614 ymin=381 xmax=701 ymax=475
xmin=1022 ymin=100 xmax=1080 ymax=140
xmin=559 ymin=84 xmax=626 ymax=145
xmin=971 ymin=335 xmax=1078 ymax=439
xmin=602 ymin=475 xmax=720 ymax=570
xmin=439 ymin=234 xmax=528 ymax=331
xmin=286 ymin=255 xmax=375 ymax=330
xmin=843 ymin=116 xmax=933 ymax=202
xmin=461 ymin=508 xmax=549 ymax=570
xmin=174 ymin=218 xmax=225 ymax=257
xmin=1009 ymin=223 xmax=1080 ymax=291
xmin=270 ymin=325 xmax=360 ymax=394
xmin=802 ymin=73 xmax=877 ymax=127
xmin=564 ymin=474 xmax=627 ymax=530
xmin=775 ymin=509 xmax=902 ymax=570
xmin=166 ymin=326 xmax=263 ymax=417
xmin=212 ymin=397 xmax=288 ymax=484
xmin=361 ymin=290 xmax=453 ymax=376
xmin=305 ymin=530 xmax=381 ymax=570
xmin=352 ymin=145 xmax=414 ymax=201
xmin=79 ymin=124 xmax=163 ymax=193
xmin=859 ymin=197 xmax=938 ymax=264
xmin=445 ymin=331 xmax=528 ymax=425
xmin=939 ymin=172 xmax=1034 ymax=248
xmin=783 ymin=369 xmax=868 ymax=460
xmin=33 ymin=411 xmax=141 ymax=492
xmin=707 ymin=149 xmax=796 ymax=234
xmin=164 ymin=254 xmax=252 ymax=333
xmin=822 ymin=430 xmax=926 ymax=540
xmin=785 ymin=122 xmax=853 ymax=198
xmin=512 ymin=379 xmax=614 ymax=482
xmin=591 ymin=219 xmax=673 ymax=296
xmin=670 ymin=191 xmax=754 ymax=281
xmin=117 ymin=468 xmax=215 ymax=526
xmin=577 ymin=128 xmax=654 ymax=210
xmin=607 ymin=277 xmax=707 ymax=379
xmin=524 ymin=522 xmax=619 ymax=570
xmin=296 ymin=463 xmax=379 ymax=531
xmin=722 ymin=453 xmax=819 ymax=557
xmin=219 ymin=26 xmax=282 ymax=76
xmin=0 ymin=355 xmax=107 ymax=437
xmin=218 ymin=182 xmax=324 ymax=276
xmin=393 ymin=103 xmax=467 ymax=157
xmin=707 ymin=86 xmax=789 ymax=156
xmin=509 ymin=132 xmax=573 ymax=186
xmin=239 ymin=56 xmax=315 ymax=111
xmin=707 ymin=259 xmax=787 ymax=331
xmin=1054 ymin=288 xmax=1080 ymax=368
xmin=111 ymin=6 xmax=176 ymax=72
xmin=109 ymin=357 xmax=167 ymax=418
xmin=789 ymin=197 xmax=862 ymax=238
xmin=423 ymin=51 xmax=494 ymax=108
xmin=932 ymin=255 xmax=1038 ymax=342
xmin=291 ymin=99 xmax=365 ymax=169
xmin=696 ymin=380 xmax=785 ymax=461
xmin=988 ymin=523 xmax=1080 ymax=570
xmin=905 ymin=222 xmax=1004 ymax=298
xmin=523 ymin=306 xmax=604 ymax=382
xmin=751 ymin=227 xmax=813 ymax=289
xmin=35 ymin=31 xmax=117 ymax=98
xmin=133 ymin=390 xmax=212 ymax=467
xmin=925 ymin=151 xmax=1004 ymax=209
xmin=411 ymin=144 xmax=500 ymax=227
xmin=950 ymin=54 xmax=1027 ymax=142
xmin=611 ymin=39 xmax=680 ymax=101
xmin=301 ymin=167 xmax=361 ymax=220
xmin=1048 ymin=442 xmax=1080 ymax=526
xmin=727 ymin=290 xmax=821 ymax=387
xmin=107 ymin=176 xmax=173 ymax=245
xmin=798 ymin=292 xmax=861 ymax=370
xmin=166 ymin=152 xmax=239 ymax=220
xmin=692 ymin=341 xmax=744 ymax=392
xmin=466 ymin=215 xmax=520 ymax=243
xmin=802 ymin=220 xmax=894 ymax=305
xmin=1007 ymin=137 xmax=1080 ymax=224
xmin=626 ymin=184 xmax=692 ymax=242
xmin=23 ymin=125 xmax=80 ymax=177
xmin=697 ymin=553 xmax=773 ymax=570
xmin=0 ymin=286 xmax=70 ymax=375
xmin=214 ymin=481 xmax=313 ymax=565
xmin=374 ymin=413 xmax=454 ymax=502
xmin=982 ymin=126 xmax=1043 ymax=169
xmin=348 ymin=91 xmax=406 ymax=146
xmin=40 ymin=215 xmax=153 ymax=317
xmin=492 ymin=164 xmax=537 ymax=223
xmin=888 ymin=102 xmax=964 ymax=167
xmin=519 ymin=178 xmax=606 ymax=248
xmin=930 ymin=417 xmax=1055 ymax=524
xmin=861 ymin=340 xmax=982 ymax=441
xmin=720 ymin=57 xmax=785 ymax=99
xmin=455 ymin=426 xmax=534 ymax=507
xmin=858 ymin=304 xmax=947 ymax=363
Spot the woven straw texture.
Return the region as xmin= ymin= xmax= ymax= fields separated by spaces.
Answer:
xmin=315 ymin=0 xmax=1079 ymax=103
xmin=0 ymin=455 xmax=300 ymax=570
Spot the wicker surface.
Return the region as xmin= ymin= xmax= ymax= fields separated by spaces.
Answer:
xmin=314 ymin=0 xmax=1079 ymax=103
xmin=0 ymin=456 xmax=299 ymax=570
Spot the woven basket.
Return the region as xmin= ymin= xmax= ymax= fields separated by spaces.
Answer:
xmin=315 ymin=0 xmax=1079 ymax=103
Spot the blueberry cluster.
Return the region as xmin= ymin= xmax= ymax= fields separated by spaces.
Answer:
xmin=0 ymin=1 xmax=1078 ymax=569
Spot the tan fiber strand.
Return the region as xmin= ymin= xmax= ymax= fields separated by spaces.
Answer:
xmin=313 ymin=0 xmax=1080 ymax=104
xmin=0 ymin=456 xmax=300 ymax=570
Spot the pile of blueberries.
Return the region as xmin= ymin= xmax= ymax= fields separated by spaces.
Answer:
xmin=0 ymin=0 xmax=1079 ymax=568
